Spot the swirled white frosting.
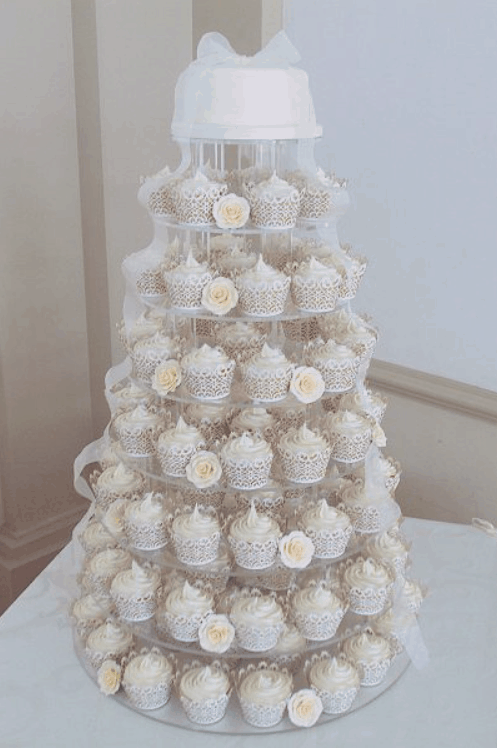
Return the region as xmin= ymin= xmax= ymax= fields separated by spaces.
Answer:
xmin=231 ymin=407 xmax=275 ymax=433
xmin=339 ymin=389 xmax=384 ymax=415
xmin=367 ymin=530 xmax=408 ymax=562
xmin=222 ymin=432 xmax=272 ymax=462
xmin=157 ymin=416 xmax=205 ymax=449
xmin=102 ymin=499 xmax=130 ymax=539
xmin=253 ymin=172 xmax=298 ymax=200
xmin=271 ymin=624 xmax=306 ymax=656
xmin=180 ymin=168 xmax=222 ymax=194
xmin=239 ymin=669 xmax=292 ymax=706
xmin=302 ymin=500 xmax=351 ymax=532
xmin=172 ymin=504 xmax=220 ymax=540
xmin=164 ymin=580 xmax=213 ymax=617
xmin=246 ymin=343 xmax=291 ymax=373
xmin=72 ymin=594 xmax=113 ymax=622
xmin=229 ymin=503 xmax=280 ymax=543
xmin=340 ymin=479 xmax=390 ymax=507
xmin=292 ymin=585 xmax=344 ymax=615
xmin=96 ymin=463 xmax=143 ymax=494
xmin=309 ymin=655 xmax=360 ymax=693
xmin=110 ymin=560 xmax=160 ymax=598
xmin=133 ymin=331 xmax=180 ymax=357
xmin=343 ymin=631 xmax=391 ymax=664
xmin=307 ymin=338 xmax=356 ymax=363
xmin=125 ymin=493 xmax=167 ymax=526
xmin=113 ymin=381 xmax=152 ymax=406
xmin=238 ymin=256 xmax=288 ymax=286
xmin=169 ymin=249 xmax=211 ymax=278
xmin=81 ymin=521 xmax=117 ymax=552
xmin=278 ymin=424 xmax=328 ymax=456
xmin=115 ymin=404 xmax=161 ymax=429
xmin=295 ymin=257 xmax=341 ymax=284
xmin=343 ymin=557 xmax=392 ymax=591
xmin=182 ymin=343 xmax=232 ymax=369
xmin=123 ymin=651 xmax=173 ymax=687
xmin=327 ymin=410 xmax=371 ymax=436
xmin=230 ymin=594 xmax=284 ymax=628
xmin=86 ymin=621 xmax=133 ymax=655
xmin=128 ymin=312 xmax=164 ymax=342
xmin=88 ymin=548 xmax=131 ymax=578
xmin=180 ymin=665 xmax=230 ymax=702
xmin=324 ymin=310 xmax=376 ymax=347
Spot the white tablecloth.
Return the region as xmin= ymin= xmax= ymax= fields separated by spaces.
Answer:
xmin=1 ymin=517 xmax=496 ymax=748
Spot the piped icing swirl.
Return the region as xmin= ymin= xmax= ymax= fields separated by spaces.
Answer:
xmin=157 ymin=416 xmax=205 ymax=449
xmin=72 ymin=594 xmax=113 ymax=622
xmin=115 ymin=404 xmax=161 ymax=428
xmin=253 ymin=172 xmax=298 ymax=200
xmin=123 ymin=651 xmax=173 ymax=687
xmin=231 ymin=407 xmax=275 ymax=434
xmin=125 ymin=492 xmax=167 ymax=526
xmin=292 ymin=585 xmax=344 ymax=615
xmin=169 ymin=249 xmax=211 ymax=278
xmin=182 ymin=343 xmax=232 ymax=369
xmin=343 ymin=557 xmax=392 ymax=591
xmin=246 ymin=343 xmax=291 ymax=372
xmin=110 ymin=560 xmax=160 ymax=598
xmin=221 ymin=432 xmax=272 ymax=462
xmin=164 ymin=580 xmax=213 ymax=617
xmin=238 ymin=256 xmax=289 ymax=287
xmin=96 ymin=463 xmax=143 ymax=494
xmin=301 ymin=500 xmax=351 ymax=532
xmin=271 ymin=624 xmax=306 ymax=656
xmin=180 ymin=665 xmax=230 ymax=702
xmin=343 ymin=630 xmax=391 ymax=664
xmin=172 ymin=504 xmax=220 ymax=540
xmin=238 ymin=668 xmax=292 ymax=706
xmin=294 ymin=257 xmax=341 ymax=284
xmin=309 ymin=655 xmax=360 ymax=693
xmin=229 ymin=503 xmax=280 ymax=543
xmin=88 ymin=548 xmax=131 ymax=578
xmin=230 ymin=594 xmax=285 ymax=628
xmin=86 ymin=621 xmax=133 ymax=655
xmin=279 ymin=424 xmax=328 ymax=456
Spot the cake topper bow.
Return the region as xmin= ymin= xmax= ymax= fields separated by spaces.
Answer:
xmin=195 ymin=30 xmax=301 ymax=69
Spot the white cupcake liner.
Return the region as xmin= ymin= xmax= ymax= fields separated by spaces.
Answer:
xmin=182 ymin=363 xmax=235 ymax=400
xmin=355 ymin=658 xmax=391 ymax=686
xmin=171 ymin=532 xmax=221 ymax=566
xmin=124 ymin=519 xmax=169 ymax=551
xmin=92 ymin=481 xmax=145 ymax=512
xmin=338 ymin=500 xmax=401 ymax=535
xmin=299 ymin=525 xmax=353 ymax=559
xmin=84 ymin=643 xmax=131 ymax=671
xmin=182 ymin=484 xmax=226 ymax=509
xmin=299 ymin=189 xmax=333 ymax=219
xmin=329 ymin=431 xmax=372 ymax=463
xmin=278 ymin=447 xmax=331 ymax=484
xmin=123 ymin=680 xmax=172 ymax=710
xmin=131 ymin=350 xmax=169 ymax=385
xmin=346 ymin=586 xmax=393 ymax=616
xmin=242 ymin=367 xmax=293 ymax=402
xmin=157 ymin=442 xmax=204 ymax=477
xmin=167 ymin=274 xmax=212 ymax=310
xmin=148 ymin=182 xmax=176 ymax=216
xmin=249 ymin=194 xmax=301 ymax=229
xmin=111 ymin=590 xmax=158 ymax=622
xmin=114 ymin=422 xmax=160 ymax=458
xmin=228 ymin=536 xmax=279 ymax=570
xmin=180 ymin=693 xmax=230 ymax=725
xmin=312 ymin=685 xmax=359 ymax=714
xmin=136 ymin=269 xmax=167 ymax=298
xmin=234 ymin=622 xmax=284 ymax=652
xmin=82 ymin=570 xmax=118 ymax=597
xmin=156 ymin=610 xmax=211 ymax=643
xmin=221 ymin=453 xmax=273 ymax=490
xmin=337 ymin=262 xmax=367 ymax=302
xmin=239 ymin=697 xmax=287 ymax=727
xmin=236 ymin=280 xmax=290 ymax=317
xmin=291 ymin=276 xmax=340 ymax=312
xmin=308 ymin=357 xmax=361 ymax=393
xmin=174 ymin=183 xmax=228 ymax=226
xmin=293 ymin=607 xmax=346 ymax=641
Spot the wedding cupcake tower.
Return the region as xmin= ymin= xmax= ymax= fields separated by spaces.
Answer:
xmin=71 ymin=32 xmax=426 ymax=733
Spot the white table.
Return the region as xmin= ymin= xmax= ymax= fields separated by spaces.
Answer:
xmin=1 ymin=517 xmax=496 ymax=748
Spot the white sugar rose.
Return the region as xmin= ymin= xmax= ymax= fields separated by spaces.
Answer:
xmin=213 ymin=193 xmax=250 ymax=229
xmin=201 ymin=277 xmax=239 ymax=316
xmin=290 ymin=366 xmax=325 ymax=404
xmin=372 ymin=423 xmax=387 ymax=447
xmin=152 ymin=359 xmax=181 ymax=396
xmin=198 ymin=614 xmax=235 ymax=653
xmin=97 ymin=659 xmax=121 ymax=696
xmin=185 ymin=450 xmax=222 ymax=489
xmin=288 ymin=689 xmax=323 ymax=727
xmin=279 ymin=531 xmax=314 ymax=569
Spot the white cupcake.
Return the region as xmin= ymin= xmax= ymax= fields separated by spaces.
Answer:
xmin=308 ymin=653 xmax=360 ymax=714
xmin=228 ymin=503 xmax=282 ymax=569
xmin=166 ymin=251 xmax=213 ymax=309
xmin=174 ymin=169 xmax=228 ymax=225
xmin=216 ymin=321 xmax=267 ymax=363
xmin=171 ymin=505 xmax=221 ymax=566
xmin=291 ymin=582 xmax=347 ymax=641
xmin=247 ymin=172 xmax=301 ymax=229
xmin=84 ymin=548 xmax=132 ymax=596
xmin=298 ymin=499 xmax=352 ymax=558
xmin=79 ymin=520 xmax=118 ymax=554
xmin=319 ymin=310 xmax=377 ymax=363
xmin=156 ymin=416 xmax=206 ymax=477
xmin=338 ymin=478 xmax=400 ymax=535
xmin=124 ymin=492 xmax=170 ymax=551
xmin=342 ymin=556 xmax=394 ymax=615
xmin=71 ymin=593 xmax=114 ymax=640
xmin=113 ymin=404 xmax=163 ymax=457
xmin=242 ymin=343 xmax=294 ymax=402
xmin=221 ymin=432 xmax=273 ymax=490
xmin=131 ymin=331 xmax=182 ymax=385
xmin=304 ymin=338 xmax=361 ymax=393
xmin=230 ymin=407 xmax=276 ymax=443
xmin=124 ymin=310 xmax=165 ymax=350
xmin=270 ymin=623 xmax=306 ymax=671
xmin=237 ymin=665 xmax=293 ymax=727
xmin=372 ymin=606 xmax=417 ymax=656
xmin=110 ymin=560 xmax=161 ymax=621
xmin=291 ymin=257 xmax=341 ymax=312
xmin=122 ymin=648 xmax=174 ymax=710
xmin=85 ymin=620 xmax=133 ymax=670
xmin=299 ymin=168 xmax=337 ymax=219
xmin=278 ymin=424 xmax=331 ymax=484
xmin=235 ymin=256 xmax=291 ymax=316
xmin=400 ymin=578 xmax=425 ymax=614
xmin=339 ymin=388 xmax=388 ymax=424
xmin=181 ymin=344 xmax=236 ymax=400
xmin=91 ymin=462 xmax=144 ymax=510
xmin=100 ymin=498 xmax=130 ymax=542
xmin=179 ymin=664 xmax=231 ymax=725
xmin=109 ymin=381 xmax=155 ymax=414
xmin=230 ymin=592 xmax=286 ymax=651
xmin=342 ymin=629 xmax=392 ymax=686
xmin=326 ymin=409 xmax=375 ymax=463
xmin=366 ymin=529 xmax=410 ymax=577
xmin=157 ymin=580 xmax=214 ymax=642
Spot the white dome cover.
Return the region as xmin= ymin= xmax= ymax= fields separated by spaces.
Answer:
xmin=171 ymin=31 xmax=322 ymax=141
